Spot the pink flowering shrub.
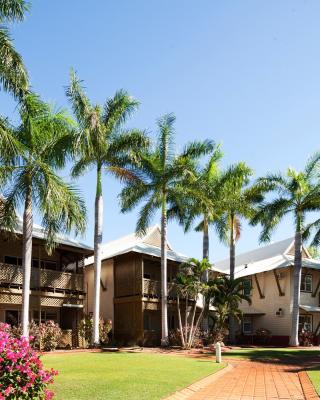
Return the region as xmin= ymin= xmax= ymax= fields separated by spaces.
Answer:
xmin=0 ymin=322 xmax=58 ymax=399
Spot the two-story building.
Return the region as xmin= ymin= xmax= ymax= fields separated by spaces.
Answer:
xmin=0 ymin=219 xmax=93 ymax=347
xmin=85 ymin=225 xmax=220 ymax=346
xmin=215 ymin=237 xmax=320 ymax=346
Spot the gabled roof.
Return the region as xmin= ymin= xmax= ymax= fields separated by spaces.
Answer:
xmin=2 ymin=217 xmax=93 ymax=254
xmin=85 ymin=225 xmax=191 ymax=265
xmin=85 ymin=225 xmax=224 ymax=272
xmin=215 ymin=237 xmax=320 ymax=278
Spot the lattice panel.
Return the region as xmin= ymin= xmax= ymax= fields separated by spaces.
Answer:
xmin=143 ymin=301 xmax=160 ymax=311
xmin=0 ymin=263 xmax=23 ymax=285
xmin=0 ymin=293 xmax=22 ymax=304
xmin=40 ymin=270 xmax=83 ymax=291
xmin=40 ymin=297 xmax=64 ymax=307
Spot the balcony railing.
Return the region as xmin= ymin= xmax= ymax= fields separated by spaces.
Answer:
xmin=0 ymin=263 xmax=84 ymax=293
xmin=142 ymin=278 xmax=176 ymax=298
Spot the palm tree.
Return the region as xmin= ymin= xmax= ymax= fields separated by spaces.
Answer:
xmin=213 ymin=162 xmax=262 ymax=342
xmin=120 ymin=113 xmax=214 ymax=345
xmin=0 ymin=93 xmax=86 ymax=337
xmin=0 ymin=0 xmax=29 ymax=97
xmin=251 ymin=152 xmax=320 ymax=346
xmin=175 ymin=258 xmax=212 ymax=348
xmin=168 ymin=145 xmax=223 ymax=271
xmin=66 ymin=70 xmax=148 ymax=346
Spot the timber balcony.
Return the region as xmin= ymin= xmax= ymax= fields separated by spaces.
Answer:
xmin=142 ymin=278 xmax=176 ymax=299
xmin=0 ymin=263 xmax=84 ymax=295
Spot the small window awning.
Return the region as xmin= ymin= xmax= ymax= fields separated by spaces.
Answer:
xmin=242 ymin=308 xmax=265 ymax=316
xmin=300 ymin=305 xmax=320 ymax=313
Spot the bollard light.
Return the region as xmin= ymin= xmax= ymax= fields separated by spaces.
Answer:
xmin=215 ymin=341 xmax=222 ymax=363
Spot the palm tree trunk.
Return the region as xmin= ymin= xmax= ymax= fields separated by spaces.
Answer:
xmin=289 ymin=230 xmax=302 ymax=346
xmin=202 ymin=216 xmax=209 ymax=331
xmin=187 ymin=299 xmax=197 ymax=348
xmin=21 ymin=184 xmax=33 ymax=337
xmin=190 ymin=307 xmax=205 ymax=347
xmin=92 ymin=164 xmax=103 ymax=346
xmin=177 ymin=295 xmax=185 ymax=348
xmin=203 ymin=216 xmax=209 ymax=279
xmin=185 ymin=295 xmax=188 ymax=344
xmin=160 ymin=191 xmax=168 ymax=346
xmin=229 ymin=213 xmax=236 ymax=344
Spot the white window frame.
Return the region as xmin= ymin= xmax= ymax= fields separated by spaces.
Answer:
xmin=299 ymin=315 xmax=313 ymax=332
xmin=243 ymin=316 xmax=253 ymax=334
xmin=300 ymin=274 xmax=312 ymax=293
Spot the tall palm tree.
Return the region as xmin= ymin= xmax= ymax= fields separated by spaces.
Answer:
xmin=66 ymin=70 xmax=148 ymax=346
xmin=251 ymin=152 xmax=320 ymax=346
xmin=0 ymin=93 xmax=86 ymax=337
xmin=120 ymin=113 xmax=214 ymax=345
xmin=214 ymin=162 xmax=263 ymax=342
xmin=168 ymin=145 xmax=223 ymax=277
xmin=0 ymin=0 xmax=29 ymax=97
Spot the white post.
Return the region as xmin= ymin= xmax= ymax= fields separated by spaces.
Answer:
xmin=215 ymin=341 xmax=222 ymax=363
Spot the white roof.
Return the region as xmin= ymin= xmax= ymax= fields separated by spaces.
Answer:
xmin=215 ymin=237 xmax=320 ymax=278
xmin=85 ymin=225 xmax=222 ymax=272
xmin=11 ymin=217 xmax=93 ymax=253
xmin=85 ymin=225 xmax=189 ymax=265
xmin=300 ymin=305 xmax=320 ymax=313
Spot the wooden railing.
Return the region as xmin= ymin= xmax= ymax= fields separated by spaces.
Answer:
xmin=142 ymin=279 xmax=176 ymax=298
xmin=0 ymin=263 xmax=84 ymax=292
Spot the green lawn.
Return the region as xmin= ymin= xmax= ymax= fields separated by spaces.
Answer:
xmin=43 ymin=352 xmax=224 ymax=400
xmin=222 ymin=347 xmax=320 ymax=360
xmin=308 ymin=368 xmax=320 ymax=395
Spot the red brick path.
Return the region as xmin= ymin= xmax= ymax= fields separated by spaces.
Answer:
xmin=184 ymin=360 xmax=316 ymax=400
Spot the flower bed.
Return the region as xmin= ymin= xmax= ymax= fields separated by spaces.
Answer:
xmin=0 ymin=322 xmax=58 ymax=399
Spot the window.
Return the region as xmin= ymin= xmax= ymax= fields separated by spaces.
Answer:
xmin=243 ymin=317 xmax=253 ymax=334
xmin=5 ymin=310 xmax=20 ymax=326
xmin=4 ymin=256 xmax=22 ymax=266
xmin=299 ymin=315 xmax=312 ymax=332
xmin=300 ymin=274 xmax=312 ymax=292
xmin=4 ymin=256 xmax=56 ymax=270
xmin=32 ymin=310 xmax=58 ymax=323
xmin=243 ymin=279 xmax=252 ymax=296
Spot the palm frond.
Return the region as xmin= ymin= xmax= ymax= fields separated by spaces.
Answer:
xmin=0 ymin=27 xmax=28 ymax=97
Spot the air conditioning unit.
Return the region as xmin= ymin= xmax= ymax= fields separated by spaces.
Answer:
xmin=276 ymin=308 xmax=283 ymax=317
xmin=277 ymin=272 xmax=285 ymax=280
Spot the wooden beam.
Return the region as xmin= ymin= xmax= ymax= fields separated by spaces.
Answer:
xmin=100 ymin=278 xmax=107 ymax=292
xmin=254 ymin=274 xmax=265 ymax=299
xmin=273 ymin=270 xmax=285 ymax=296
xmin=312 ymin=278 xmax=320 ymax=298
xmin=315 ymin=321 xmax=320 ymax=336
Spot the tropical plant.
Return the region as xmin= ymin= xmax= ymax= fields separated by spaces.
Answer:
xmin=66 ymin=69 xmax=148 ymax=346
xmin=0 ymin=93 xmax=86 ymax=337
xmin=251 ymin=152 xmax=320 ymax=346
xmin=308 ymin=246 xmax=320 ymax=259
xmin=209 ymin=276 xmax=252 ymax=333
xmin=38 ymin=321 xmax=62 ymax=352
xmin=0 ymin=0 xmax=29 ymax=97
xmin=0 ymin=322 xmax=58 ymax=399
xmin=173 ymin=258 xmax=211 ymax=348
xmin=78 ymin=314 xmax=112 ymax=347
xmin=120 ymin=114 xmax=213 ymax=345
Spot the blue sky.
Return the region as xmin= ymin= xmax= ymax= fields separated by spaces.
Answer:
xmin=2 ymin=0 xmax=320 ymax=261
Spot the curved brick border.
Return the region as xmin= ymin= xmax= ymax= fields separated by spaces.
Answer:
xmin=299 ymin=371 xmax=320 ymax=400
xmin=165 ymin=363 xmax=232 ymax=400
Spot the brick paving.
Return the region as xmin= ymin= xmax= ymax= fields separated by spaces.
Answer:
xmin=167 ymin=359 xmax=318 ymax=400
